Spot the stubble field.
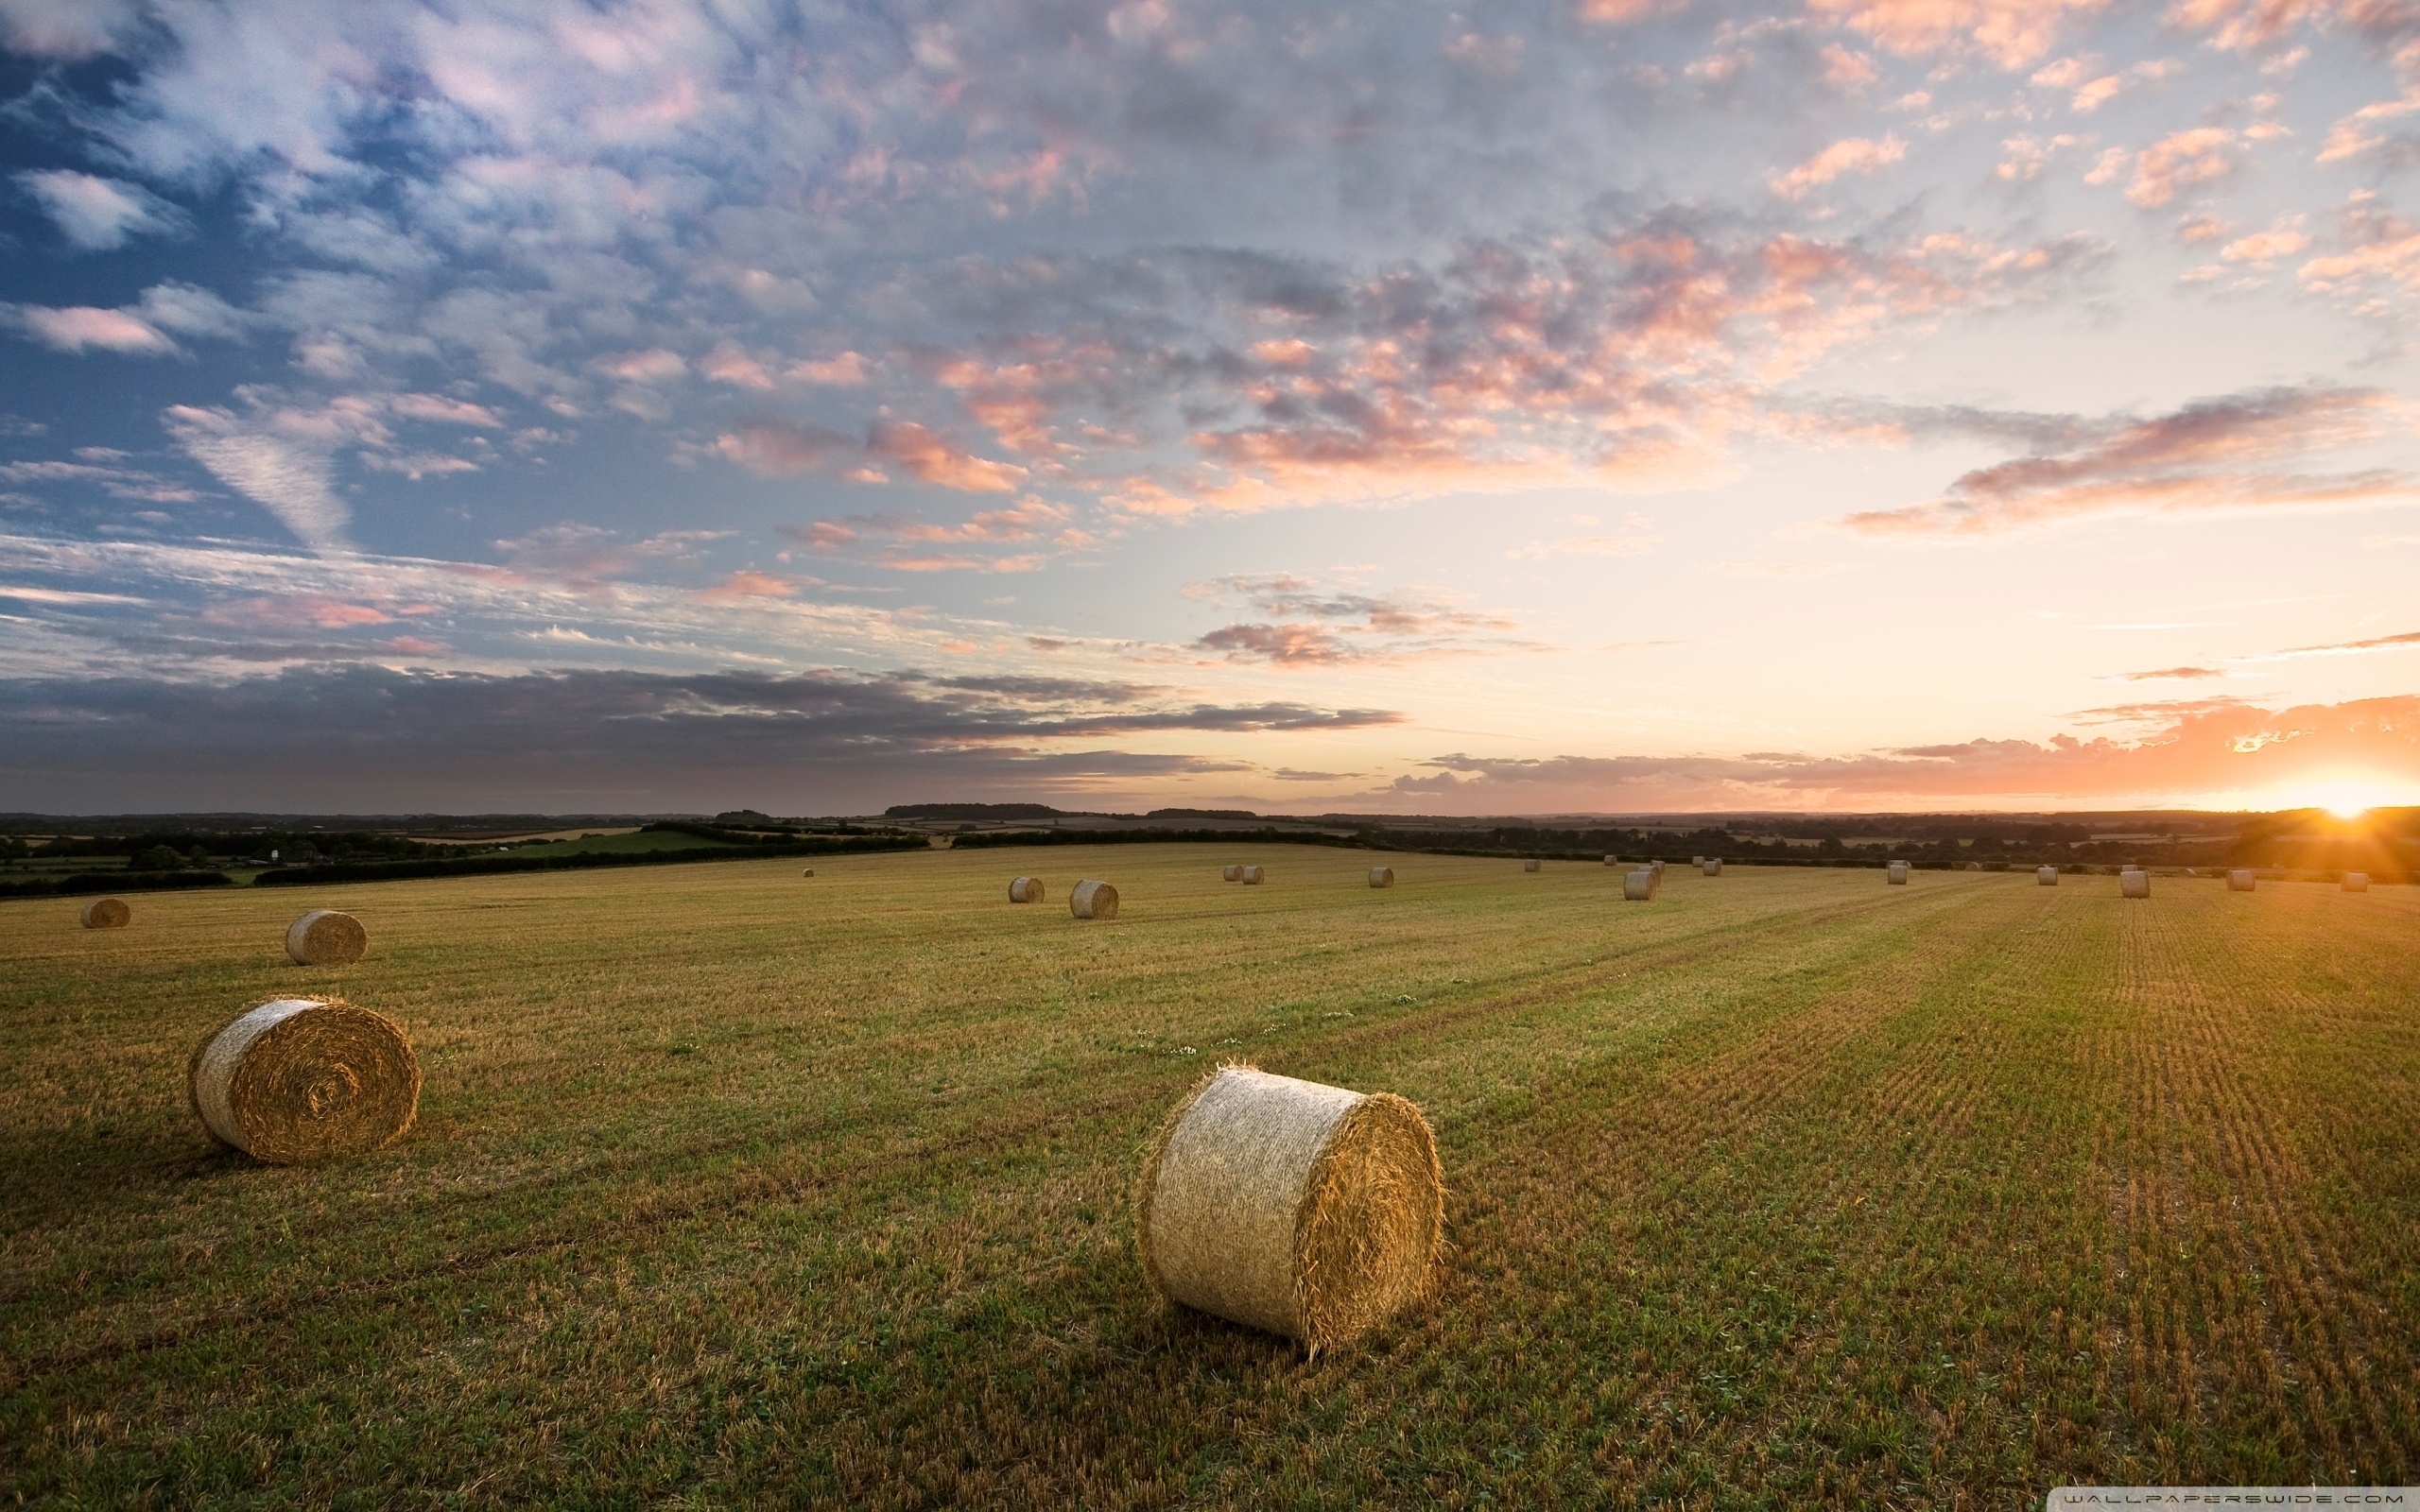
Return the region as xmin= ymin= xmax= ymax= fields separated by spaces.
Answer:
xmin=2 ymin=846 xmax=2415 ymax=1508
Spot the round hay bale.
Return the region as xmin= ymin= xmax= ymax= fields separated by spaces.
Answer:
xmin=1135 ymin=1064 xmax=1441 ymax=1355
xmin=801 ymin=868 xmax=815 ymax=878
xmin=187 ymin=998 xmax=419 ymax=1163
xmin=1523 ymin=858 xmax=1542 ymax=872
xmin=1368 ymin=867 xmax=1394 ymax=888
xmin=79 ymin=897 xmax=131 ymax=929
xmin=285 ymin=909 xmax=367 ymax=966
xmin=1967 ymin=861 xmax=1983 ymax=871
xmin=1070 ymin=880 xmax=1119 ymax=919
xmin=2227 ymin=868 xmax=2256 ymax=892
xmin=2343 ymin=871 xmax=2370 ymax=892
xmin=1691 ymin=855 xmax=1704 ymax=867
xmin=2121 ymin=869 xmax=2151 ymax=899
xmin=2037 ymin=867 xmax=2059 ymax=886
xmin=1009 ymin=875 xmax=1045 ymax=904
xmin=1623 ymin=868 xmax=1655 ymax=902
xmin=1222 ymin=865 xmax=1242 ymax=882
xmin=1241 ymin=866 xmax=1265 ymax=885
xmin=1603 ymin=853 xmax=1620 ymax=867
xmin=1886 ymin=861 xmax=1910 ymax=885
xmin=1650 ymin=859 xmax=1666 ymax=877
xmin=1701 ymin=858 xmax=1722 ymax=877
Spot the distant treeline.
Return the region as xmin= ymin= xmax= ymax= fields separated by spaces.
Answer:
xmin=252 ymin=833 xmax=922 ymax=887
xmin=0 ymin=869 xmax=238 ymax=899
xmin=952 ymin=827 xmax=1366 ymax=850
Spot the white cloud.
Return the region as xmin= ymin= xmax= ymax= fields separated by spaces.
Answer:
xmin=14 ymin=169 xmax=188 ymax=250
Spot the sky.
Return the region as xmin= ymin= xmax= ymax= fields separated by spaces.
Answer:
xmin=1 ymin=0 xmax=2417 ymax=816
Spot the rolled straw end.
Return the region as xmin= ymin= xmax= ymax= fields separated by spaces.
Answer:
xmin=1136 ymin=1065 xmax=1441 ymax=1354
xmin=1368 ymin=867 xmax=1394 ymax=888
xmin=1240 ymin=866 xmax=1264 ymax=885
xmin=1009 ymin=875 xmax=1045 ymax=903
xmin=1070 ymin=879 xmax=1118 ymax=919
xmin=285 ymin=909 xmax=367 ymax=966
xmin=187 ymin=998 xmax=420 ymax=1163
xmin=79 ymin=897 xmax=130 ymax=929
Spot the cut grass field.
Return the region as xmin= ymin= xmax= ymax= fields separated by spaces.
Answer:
xmin=2 ymin=846 xmax=2415 ymax=1508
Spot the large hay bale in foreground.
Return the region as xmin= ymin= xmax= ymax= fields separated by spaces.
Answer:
xmin=1523 ymin=859 xmax=1542 ymax=872
xmin=1070 ymin=880 xmax=1119 ymax=919
xmin=1886 ymin=861 xmax=1910 ymax=885
xmin=1369 ymin=867 xmax=1394 ymax=888
xmin=2227 ymin=868 xmax=2256 ymax=892
xmin=2343 ymin=871 xmax=2370 ymax=892
xmin=285 ymin=909 xmax=367 ymax=966
xmin=188 ymin=998 xmax=420 ymax=1163
xmin=1009 ymin=876 xmax=1045 ymax=903
xmin=1623 ymin=868 xmax=1655 ymax=901
xmin=79 ymin=897 xmax=130 ymax=929
xmin=1136 ymin=1065 xmax=1442 ymax=1355
xmin=1701 ymin=858 xmax=1722 ymax=877
xmin=1222 ymin=865 xmax=1242 ymax=882
xmin=1240 ymin=866 xmax=1265 ymax=885
xmin=2121 ymin=869 xmax=2151 ymax=899
xmin=2037 ymin=867 xmax=2059 ymax=886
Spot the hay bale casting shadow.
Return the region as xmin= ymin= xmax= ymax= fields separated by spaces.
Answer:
xmin=1135 ymin=1065 xmax=1442 ymax=1356
xmin=285 ymin=909 xmax=367 ymax=966
xmin=187 ymin=998 xmax=420 ymax=1163
xmin=1070 ymin=880 xmax=1119 ymax=919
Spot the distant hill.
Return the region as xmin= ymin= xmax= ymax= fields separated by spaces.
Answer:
xmin=884 ymin=802 xmax=1070 ymax=820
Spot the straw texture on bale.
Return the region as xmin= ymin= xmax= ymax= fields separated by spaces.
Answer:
xmin=1008 ymin=876 xmax=1045 ymax=903
xmin=2228 ymin=868 xmax=2256 ymax=892
xmin=1887 ymin=861 xmax=1910 ymax=885
xmin=187 ymin=998 xmax=420 ymax=1163
xmin=285 ymin=909 xmax=367 ymax=966
xmin=1069 ymin=880 xmax=1118 ymax=919
xmin=1241 ymin=866 xmax=1265 ymax=885
xmin=1623 ymin=868 xmax=1656 ymax=902
xmin=2343 ymin=871 xmax=2370 ymax=892
xmin=1368 ymin=867 xmax=1394 ymax=888
xmin=2121 ymin=870 xmax=2152 ymax=899
xmin=1222 ymin=865 xmax=1242 ymax=882
xmin=2037 ymin=867 xmax=2059 ymax=885
xmin=1650 ymin=859 xmax=1666 ymax=876
xmin=1702 ymin=858 xmax=1722 ymax=877
xmin=79 ymin=897 xmax=130 ymax=929
xmin=1523 ymin=858 xmax=1542 ymax=872
xmin=1135 ymin=1065 xmax=1442 ymax=1355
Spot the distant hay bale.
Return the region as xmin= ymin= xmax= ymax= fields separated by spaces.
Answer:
xmin=1603 ymin=854 xmax=1620 ymax=867
xmin=79 ymin=897 xmax=130 ymax=929
xmin=1223 ymin=865 xmax=1242 ymax=882
xmin=2343 ymin=871 xmax=2370 ymax=892
xmin=285 ymin=909 xmax=367 ymax=967
xmin=1523 ymin=858 xmax=1542 ymax=872
xmin=187 ymin=998 xmax=420 ymax=1164
xmin=1691 ymin=855 xmax=1704 ymax=867
xmin=1623 ymin=868 xmax=1655 ymax=901
xmin=1967 ymin=862 xmax=1983 ymax=871
xmin=1701 ymin=858 xmax=1722 ymax=877
xmin=801 ymin=868 xmax=815 ymax=878
xmin=1241 ymin=866 xmax=1265 ymax=885
xmin=1887 ymin=861 xmax=1910 ymax=885
xmin=1070 ymin=880 xmax=1119 ymax=919
xmin=2037 ymin=867 xmax=2059 ymax=886
xmin=1135 ymin=1064 xmax=1442 ymax=1355
xmin=1369 ymin=867 xmax=1394 ymax=888
xmin=2227 ymin=868 xmax=2256 ymax=892
xmin=1009 ymin=876 xmax=1045 ymax=903
xmin=2120 ymin=869 xmax=2151 ymax=898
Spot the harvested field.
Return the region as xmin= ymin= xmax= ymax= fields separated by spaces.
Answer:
xmin=3 ymin=846 xmax=2415 ymax=1507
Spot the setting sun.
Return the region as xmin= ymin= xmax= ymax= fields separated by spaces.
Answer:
xmin=2269 ymin=779 xmax=2415 ymax=820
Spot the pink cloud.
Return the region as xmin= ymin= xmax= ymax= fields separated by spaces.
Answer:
xmin=1805 ymin=0 xmax=2111 ymax=69
xmin=1382 ymin=696 xmax=2420 ymax=809
xmin=867 ymin=421 xmax=1027 ymax=492
xmin=1769 ymin=134 xmax=1908 ymax=198
xmin=2127 ymin=128 xmax=2238 ymax=208
xmin=11 ymin=304 xmax=176 ymax=354
xmin=1840 ymin=386 xmax=2419 ymax=535
xmin=697 ymin=570 xmax=795 ymax=600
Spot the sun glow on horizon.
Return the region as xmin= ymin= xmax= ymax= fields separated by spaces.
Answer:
xmin=2267 ymin=778 xmax=2417 ymax=820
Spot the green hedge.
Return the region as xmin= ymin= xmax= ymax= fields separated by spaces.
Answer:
xmin=253 ymin=834 xmax=924 ymax=887
xmin=0 ymin=870 xmax=237 ymax=899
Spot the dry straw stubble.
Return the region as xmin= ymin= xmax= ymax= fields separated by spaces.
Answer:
xmin=1135 ymin=1065 xmax=1443 ymax=1355
xmin=1008 ymin=876 xmax=1046 ymax=904
xmin=285 ymin=909 xmax=368 ymax=966
xmin=1069 ymin=880 xmax=1119 ymax=919
xmin=79 ymin=897 xmax=130 ymax=929
xmin=187 ymin=998 xmax=421 ymax=1163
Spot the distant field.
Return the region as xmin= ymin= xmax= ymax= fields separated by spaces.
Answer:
xmin=2 ymin=848 xmax=2414 ymax=1508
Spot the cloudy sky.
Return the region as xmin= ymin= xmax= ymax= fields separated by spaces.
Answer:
xmin=2 ymin=0 xmax=2417 ymax=815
